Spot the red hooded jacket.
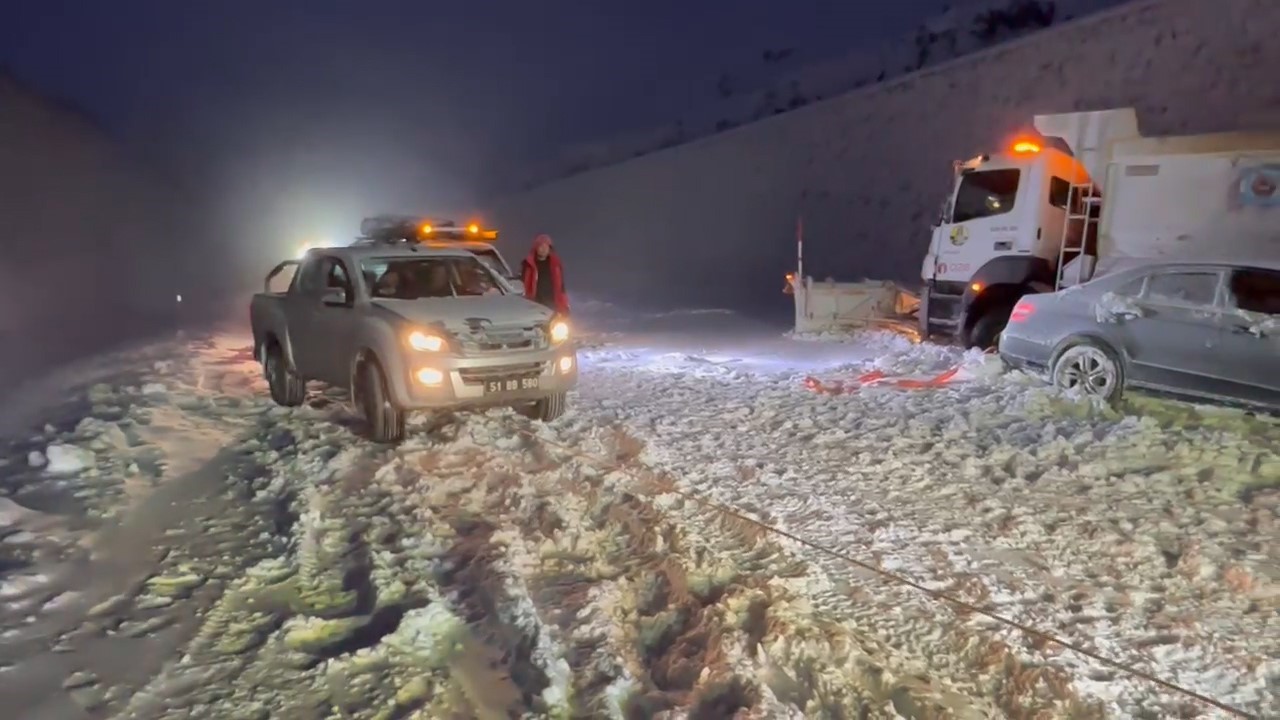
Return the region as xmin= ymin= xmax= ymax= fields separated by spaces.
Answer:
xmin=521 ymin=234 xmax=569 ymax=314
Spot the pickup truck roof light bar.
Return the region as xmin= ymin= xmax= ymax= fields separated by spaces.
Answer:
xmin=357 ymin=215 xmax=499 ymax=244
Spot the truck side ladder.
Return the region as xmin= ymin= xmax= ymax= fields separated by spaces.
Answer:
xmin=1054 ymin=183 xmax=1100 ymax=291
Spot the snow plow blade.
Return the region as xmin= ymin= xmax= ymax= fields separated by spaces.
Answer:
xmin=788 ymin=276 xmax=920 ymax=339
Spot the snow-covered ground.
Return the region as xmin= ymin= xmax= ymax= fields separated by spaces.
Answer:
xmin=0 ymin=309 xmax=1276 ymax=719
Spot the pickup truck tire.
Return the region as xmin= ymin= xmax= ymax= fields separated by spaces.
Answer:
xmin=357 ymin=358 xmax=405 ymax=443
xmin=529 ymin=392 xmax=568 ymax=422
xmin=265 ymin=342 xmax=306 ymax=407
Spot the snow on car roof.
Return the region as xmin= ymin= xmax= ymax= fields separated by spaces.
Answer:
xmin=1097 ymin=255 xmax=1280 ymax=275
xmin=328 ymin=244 xmax=476 ymax=260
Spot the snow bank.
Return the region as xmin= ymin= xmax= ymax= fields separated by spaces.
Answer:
xmin=43 ymin=444 xmax=94 ymax=474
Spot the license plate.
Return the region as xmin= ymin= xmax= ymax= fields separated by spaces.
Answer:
xmin=484 ymin=377 xmax=539 ymax=394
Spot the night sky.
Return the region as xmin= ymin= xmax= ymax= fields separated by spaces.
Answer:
xmin=3 ymin=1 xmax=944 ymax=213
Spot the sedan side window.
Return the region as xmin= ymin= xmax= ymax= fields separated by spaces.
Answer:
xmin=1228 ymin=268 xmax=1280 ymax=316
xmin=1113 ymin=276 xmax=1145 ymax=297
xmin=1144 ymin=272 xmax=1220 ymax=307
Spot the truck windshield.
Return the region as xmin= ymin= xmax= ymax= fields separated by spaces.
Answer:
xmin=471 ymin=248 xmax=513 ymax=277
xmin=952 ymin=169 xmax=1020 ymax=223
xmin=361 ymin=256 xmax=505 ymax=299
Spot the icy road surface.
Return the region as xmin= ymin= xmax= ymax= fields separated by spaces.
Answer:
xmin=0 ymin=305 xmax=1276 ymax=719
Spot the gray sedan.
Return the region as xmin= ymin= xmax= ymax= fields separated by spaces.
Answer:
xmin=998 ymin=259 xmax=1280 ymax=410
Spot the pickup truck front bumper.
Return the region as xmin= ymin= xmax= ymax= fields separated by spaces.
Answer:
xmin=383 ymin=344 xmax=579 ymax=411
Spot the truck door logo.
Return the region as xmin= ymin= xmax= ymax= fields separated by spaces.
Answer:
xmin=949 ymin=225 xmax=969 ymax=246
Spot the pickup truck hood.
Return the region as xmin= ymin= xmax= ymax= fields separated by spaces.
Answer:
xmin=371 ymin=295 xmax=553 ymax=330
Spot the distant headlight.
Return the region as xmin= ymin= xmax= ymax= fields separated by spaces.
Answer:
xmin=407 ymin=330 xmax=445 ymax=352
xmin=549 ymin=319 xmax=570 ymax=343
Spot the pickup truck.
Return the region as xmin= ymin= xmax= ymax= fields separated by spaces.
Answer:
xmin=249 ymin=243 xmax=578 ymax=442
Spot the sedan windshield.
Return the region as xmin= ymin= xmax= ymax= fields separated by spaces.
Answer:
xmin=361 ymin=256 xmax=504 ymax=300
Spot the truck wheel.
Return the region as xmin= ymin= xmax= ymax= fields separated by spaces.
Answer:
xmin=529 ymin=392 xmax=568 ymax=422
xmin=1051 ymin=341 xmax=1124 ymax=403
xmin=967 ymin=304 xmax=1015 ymax=350
xmin=358 ymin=358 xmax=405 ymax=443
xmin=265 ymin=342 xmax=306 ymax=407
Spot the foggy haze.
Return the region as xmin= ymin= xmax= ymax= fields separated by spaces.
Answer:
xmin=1 ymin=0 xmax=946 ymax=391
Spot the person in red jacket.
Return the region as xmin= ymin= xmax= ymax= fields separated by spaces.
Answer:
xmin=521 ymin=234 xmax=569 ymax=314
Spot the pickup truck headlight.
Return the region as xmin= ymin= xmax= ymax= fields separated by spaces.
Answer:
xmin=549 ymin=319 xmax=570 ymax=343
xmin=406 ymin=330 xmax=445 ymax=352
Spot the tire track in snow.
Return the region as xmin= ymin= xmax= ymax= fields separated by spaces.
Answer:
xmin=570 ymin=338 xmax=1280 ymax=718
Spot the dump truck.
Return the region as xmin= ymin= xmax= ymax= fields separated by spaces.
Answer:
xmin=919 ymin=107 xmax=1280 ymax=347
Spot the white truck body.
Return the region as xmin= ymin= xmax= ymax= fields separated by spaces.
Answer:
xmin=1092 ymin=130 xmax=1280 ymax=261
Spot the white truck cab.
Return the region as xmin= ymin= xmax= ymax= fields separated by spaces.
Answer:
xmin=920 ymin=108 xmax=1142 ymax=347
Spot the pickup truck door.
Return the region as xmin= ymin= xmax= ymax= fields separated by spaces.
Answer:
xmin=289 ymin=256 xmax=357 ymax=384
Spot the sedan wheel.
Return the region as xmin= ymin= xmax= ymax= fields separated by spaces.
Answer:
xmin=1052 ymin=343 xmax=1123 ymax=402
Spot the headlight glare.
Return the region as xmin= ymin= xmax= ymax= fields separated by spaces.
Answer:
xmin=549 ymin=320 xmax=570 ymax=343
xmin=407 ymin=330 xmax=444 ymax=352
xmin=415 ymin=367 xmax=444 ymax=385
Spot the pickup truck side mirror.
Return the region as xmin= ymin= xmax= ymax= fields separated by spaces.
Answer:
xmin=322 ymin=288 xmax=349 ymax=307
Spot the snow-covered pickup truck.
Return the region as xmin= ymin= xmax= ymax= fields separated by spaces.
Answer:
xmin=249 ymin=242 xmax=577 ymax=442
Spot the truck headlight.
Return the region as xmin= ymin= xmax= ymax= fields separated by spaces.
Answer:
xmin=407 ymin=330 xmax=445 ymax=352
xmin=415 ymin=367 xmax=444 ymax=385
xmin=549 ymin=319 xmax=570 ymax=343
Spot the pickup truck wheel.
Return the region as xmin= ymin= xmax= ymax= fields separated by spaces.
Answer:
xmin=265 ymin=343 xmax=306 ymax=407
xmin=358 ymin=359 xmax=405 ymax=443
xmin=529 ymin=392 xmax=567 ymax=422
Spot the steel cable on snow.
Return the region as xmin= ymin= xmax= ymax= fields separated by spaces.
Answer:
xmin=515 ymin=425 xmax=1258 ymax=719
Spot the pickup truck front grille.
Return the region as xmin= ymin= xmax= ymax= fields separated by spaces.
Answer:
xmin=458 ymin=362 xmax=546 ymax=385
xmin=455 ymin=324 xmax=546 ymax=353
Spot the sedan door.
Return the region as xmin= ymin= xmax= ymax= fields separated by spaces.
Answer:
xmin=1119 ymin=269 xmax=1230 ymax=395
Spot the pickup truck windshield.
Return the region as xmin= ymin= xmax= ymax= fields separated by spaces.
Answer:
xmin=361 ymin=256 xmax=504 ymax=299
xmin=472 ymin=248 xmax=512 ymax=277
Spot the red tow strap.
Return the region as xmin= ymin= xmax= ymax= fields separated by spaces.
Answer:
xmin=803 ymin=365 xmax=961 ymax=395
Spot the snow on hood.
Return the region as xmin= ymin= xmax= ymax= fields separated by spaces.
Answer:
xmin=371 ymin=295 xmax=553 ymax=329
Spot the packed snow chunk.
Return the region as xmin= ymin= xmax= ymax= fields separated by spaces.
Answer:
xmin=1224 ymin=307 xmax=1277 ymax=337
xmin=43 ymin=444 xmax=95 ymax=474
xmin=0 ymin=498 xmax=40 ymax=529
xmin=27 ymin=451 xmax=46 ymax=468
xmin=1093 ymin=291 xmax=1143 ymax=323
xmin=0 ymin=570 xmax=51 ymax=600
xmin=141 ymin=383 xmax=168 ymax=396
xmin=951 ymin=350 xmax=1007 ymax=382
xmin=384 ymin=603 xmax=466 ymax=667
